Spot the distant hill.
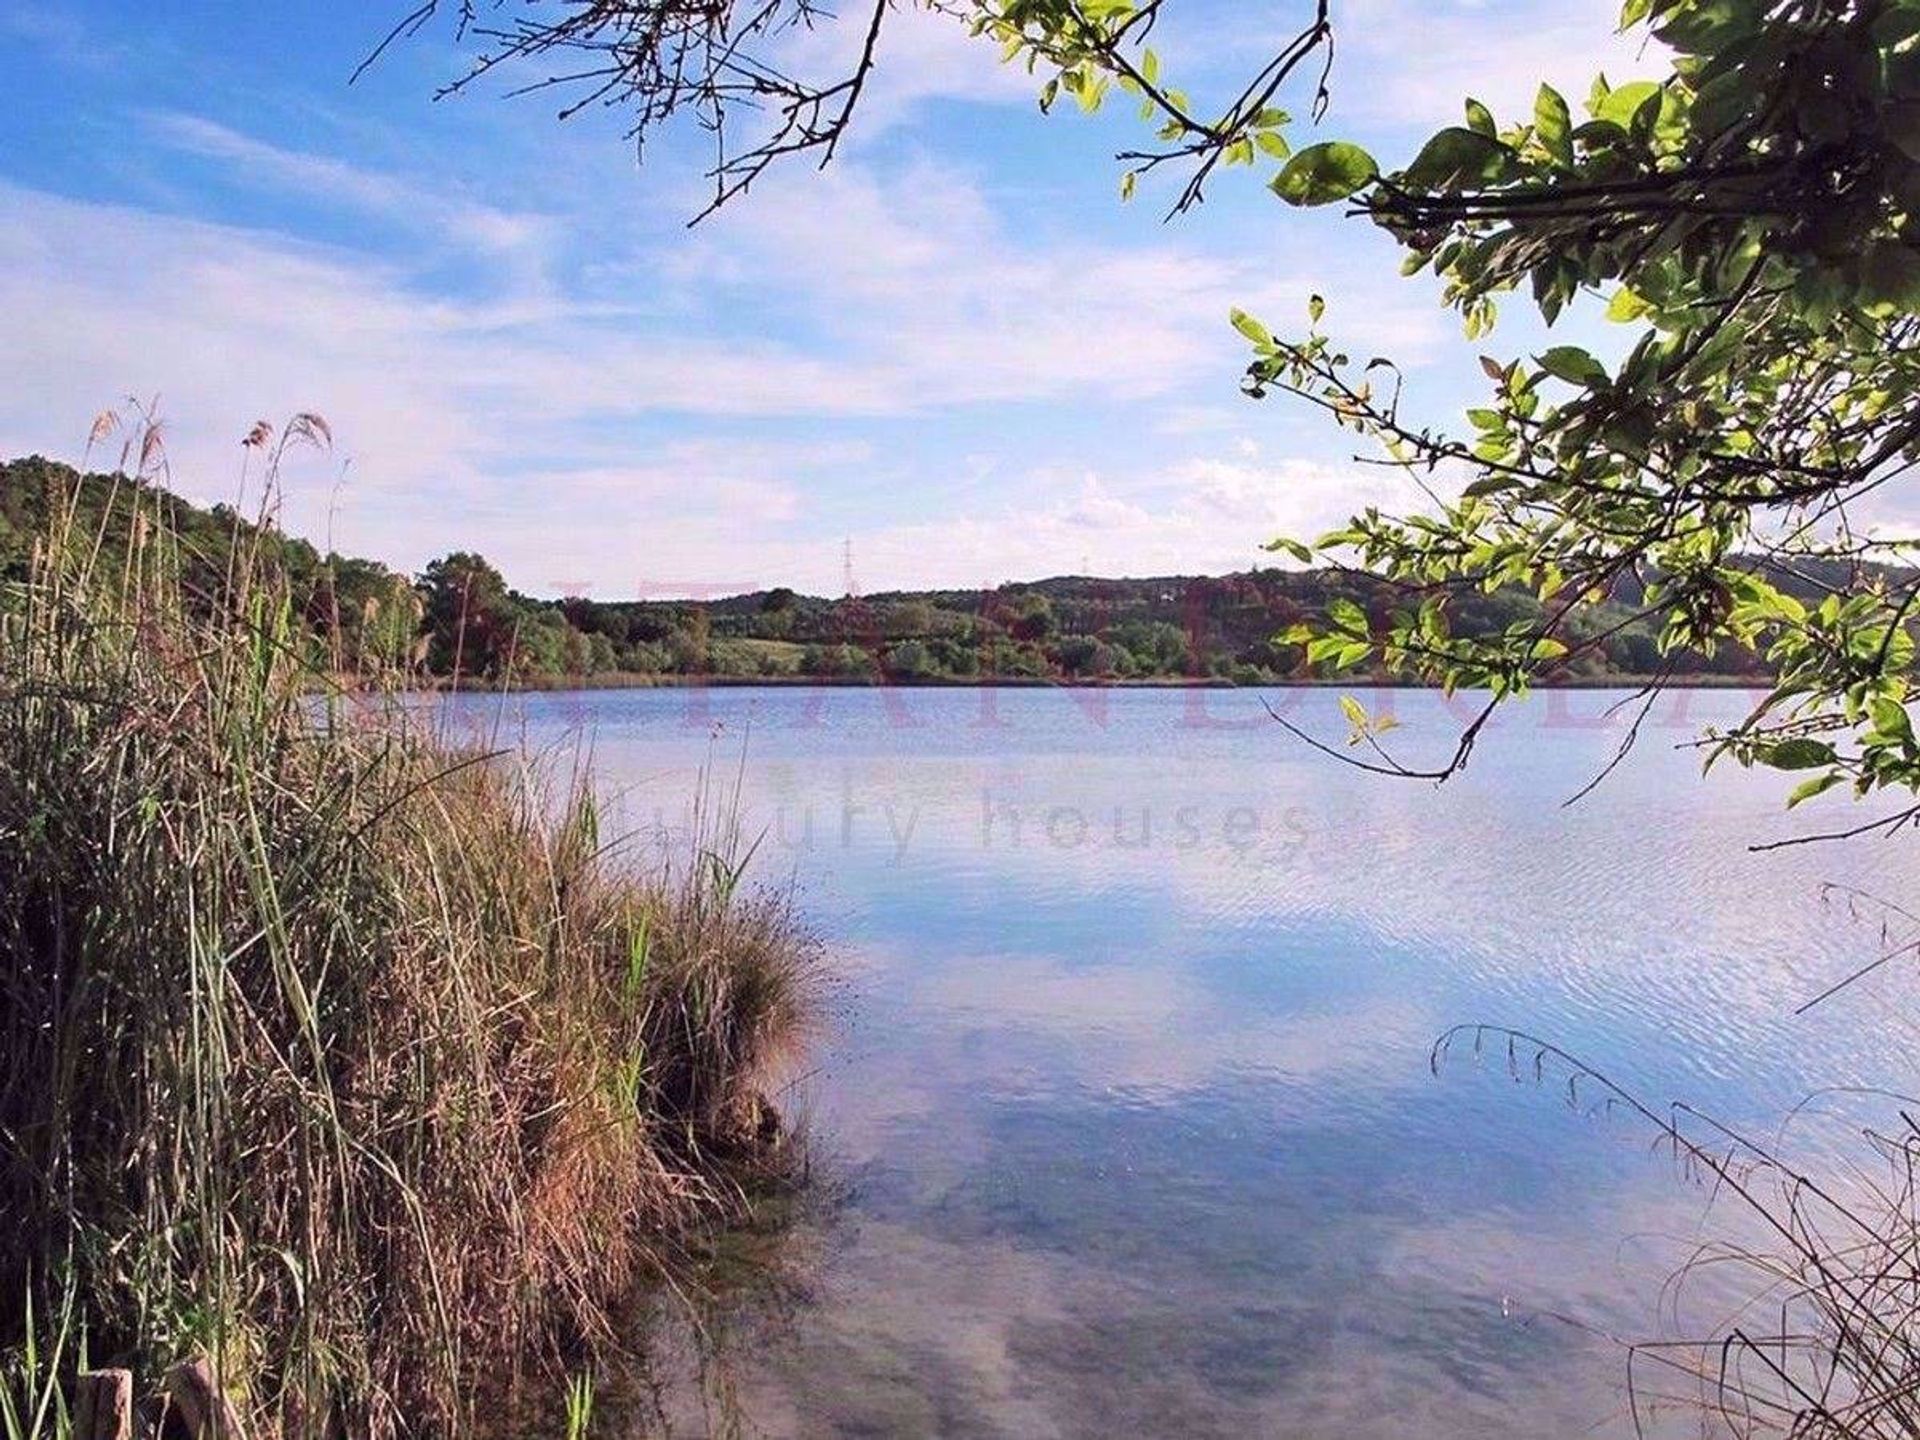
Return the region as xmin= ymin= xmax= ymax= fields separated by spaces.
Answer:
xmin=0 ymin=455 xmax=1768 ymax=687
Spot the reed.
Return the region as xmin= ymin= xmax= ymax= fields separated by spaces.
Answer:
xmin=0 ymin=419 xmax=817 ymax=1436
xmin=1436 ymin=1025 xmax=1920 ymax=1438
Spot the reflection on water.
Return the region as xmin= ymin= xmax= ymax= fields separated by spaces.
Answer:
xmin=441 ymin=685 xmax=1920 ymax=1438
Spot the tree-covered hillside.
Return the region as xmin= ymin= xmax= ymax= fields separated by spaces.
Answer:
xmin=1 ymin=455 xmax=1765 ymax=686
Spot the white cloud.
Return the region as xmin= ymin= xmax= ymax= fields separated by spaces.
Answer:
xmin=144 ymin=112 xmax=554 ymax=264
xmin=0 ymin=144 xmax=1448 ymax=596
xmin=770 ymin=1 xmax=1037 ymax=137
xmin=0 ymin=78 xmax=1455 ymax=597
xmin=1338 ymin=0 xmax=1660 ymax=133
xmin=696 ymin=154 xmax=1448 ymax=409
xmin=708 ymin=452 xmax=1424 ymax=594
xmin=1151 ymin=403 xmax=1240 ymax=436
xmin=693 ymin=158 xmax=1247 ymax=407
xmin=1056 ymin=474 xmax=1154 ymax=532
xmin=0 ymin=180 xmax=909 ymax=570
xmin=0 ymin=2 xmax=128 ymax=72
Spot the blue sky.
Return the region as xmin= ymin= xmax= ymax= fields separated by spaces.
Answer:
xmin=0 ymin=0 xmax=1651 ymax=598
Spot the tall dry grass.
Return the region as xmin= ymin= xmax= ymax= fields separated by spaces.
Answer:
xmin=0 ymin=420 xmax=817 ymax=1436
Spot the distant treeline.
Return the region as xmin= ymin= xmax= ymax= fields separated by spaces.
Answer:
xmin=1 ymin=456 xmax=1776 ymax=686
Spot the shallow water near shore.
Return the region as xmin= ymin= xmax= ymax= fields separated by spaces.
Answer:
xmin=440 ymin=684 xmax=1920 ymax=1439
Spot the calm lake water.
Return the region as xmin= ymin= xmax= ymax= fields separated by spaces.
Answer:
xmin=441 ymin=685 xmax=1920 ymax=1438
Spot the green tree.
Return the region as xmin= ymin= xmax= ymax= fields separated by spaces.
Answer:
xmin=884 ymin=639 xmax=939 ymax=680
xmin=514 ymin=610 xmax=571 ymax=676
xmin=1112 ymin=618 xmax=1192 ymax=675
xmin=419 ymin=552 xmax=520 ymax=677
xmin=801 ymin=642 xmax=873 ymax=678
xmin=1053 ymin=633 xmax=1115 ymax=677
xmin=1005 ymin=591 xmax=1055 ymax=642
xmin=932 ymin=636 xmax=982 ymax=677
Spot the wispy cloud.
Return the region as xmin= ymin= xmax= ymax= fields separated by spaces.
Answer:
xmin=743 ymin=449 xmax=1426 ymax=594
xmin=770 ymin=1 xmax=1038 ymax=138
xmin=1338 ymin=0 xmax=1660 ymax=134
xmin=696 ymin=154 xmax=1447 ymax=404
xmin=0 ymin=1 xmax=1623 ymax=597
xmin=144 ymin=112 xmax=553 ymax=264
xmin=0 ymin=3 xmax=129 ymax=72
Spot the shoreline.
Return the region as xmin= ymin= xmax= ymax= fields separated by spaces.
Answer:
xmin=384 ymin=671 xmax=1771 ymax=696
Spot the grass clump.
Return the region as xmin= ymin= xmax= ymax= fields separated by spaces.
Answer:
xmin=0 ymin=428 xmax=817 ymax=1436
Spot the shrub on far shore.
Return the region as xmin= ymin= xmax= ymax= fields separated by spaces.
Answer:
xmin=0 ymin=454 xmax=818 ymax=1437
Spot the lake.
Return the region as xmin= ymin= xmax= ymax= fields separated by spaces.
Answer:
xmin=439 ymin=684 xmax=1920 ymax=1438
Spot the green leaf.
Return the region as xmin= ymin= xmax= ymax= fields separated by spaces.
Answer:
xmin=1605 ymin=287 xmax=1652 ymax=322
xmin=1758 ymin=739 xmax=1838 ymax=771
xmin=1871 ymin=696 xmax=1913 ymax=741
xmin=1463 ymin=474 xmax=1521 ymax=498
xmin=1464 ymin=97 xmax=1496 ymax=137
xmin=1402 ymin=127 xmax=1517 ymax=190
xmin=1271 ymin=141 xmax=1379 ymax=206
xmin=1265 ymin=536 xmax=1314 ymax=563
xmin=1596 ymin=80 xmax=1660 ymax=130
xmin=1534 ymin=84 xmax=1573 ymax=166
xmin=1254 ymin=129 xmax=1291 ymax=160
xmin=1787 ymin=771 xmax=1844 ymax=808
xmin=1327 ymin=596 xmax=1368 ymax=633
xmin=1339 ymin=694 xmax=1368 ymax=728
xmin=1230 ymin=308 xmax=1274 ymax=347
xmin=1537 ymin=345 xmax=1610 ymax=387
